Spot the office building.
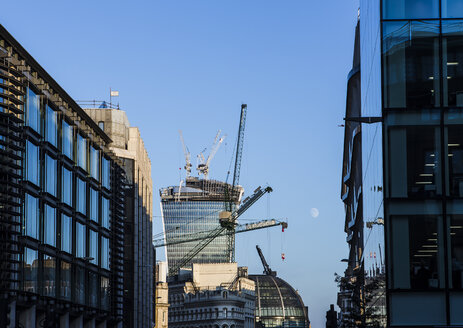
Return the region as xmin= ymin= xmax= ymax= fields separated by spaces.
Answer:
xmin=0 ymin=25 xmax=126 ymax=327
xmin=160 ymin=177 xmax=243 ymax=275
xmin=84 ymin=102 xmax=154 ymax=328
xmin=155 ymin=262 xmax=169 ymax=328
xmin=168 ymin=263 xmax=255 ymax=328
xmin=340 ymin=0 xmax=463 ymax=326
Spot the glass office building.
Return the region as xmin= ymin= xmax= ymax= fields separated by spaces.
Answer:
xmin=341 ymin=0 xmax=463 ymax=326
xmin=0 ymin=24 xmax=126 ymax=327
xmin=160 ymin=177 xmax=242 ymax=275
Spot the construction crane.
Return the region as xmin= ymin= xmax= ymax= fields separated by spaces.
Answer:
xmin=158 ymin=184 xmax=277 ymax=276
xmin=256 ymin=245 xmax=276 ymax=276
xmin=197 ymin=130 xmax=226 ymax=179
xmin=153 ymin=219 xmax=287 ymax=248
xmin=222 ymin=104 xmax=248 ymax=262
xmin=179 ymin=130 xmax=192 ymax=177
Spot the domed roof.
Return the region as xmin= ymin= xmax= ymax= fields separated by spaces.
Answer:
xmin=249 ymin=274 xmax=309 ymax=328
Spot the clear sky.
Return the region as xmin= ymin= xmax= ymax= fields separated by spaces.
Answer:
xmin=1 ymin=1 xmax=359 ymax=326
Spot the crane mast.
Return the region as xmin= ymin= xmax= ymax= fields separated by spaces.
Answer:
xmin=179 ymin=130 xmax=192 ymax=176
xmin=256 ymin=245 xmax=276 ymax=276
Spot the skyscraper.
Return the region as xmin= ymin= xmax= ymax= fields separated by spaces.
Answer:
xmin=160 ymin=177 xmax=243 ymax=275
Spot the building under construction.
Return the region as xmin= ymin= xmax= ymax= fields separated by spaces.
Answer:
xmin=160 ymin=177 xmax=243 ymax=274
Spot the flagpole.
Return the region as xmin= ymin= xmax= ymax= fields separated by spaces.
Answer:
xmin=110 ymin=87 xmax=112 ymax=107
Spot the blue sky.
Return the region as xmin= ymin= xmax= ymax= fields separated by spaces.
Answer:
xmin=1 ymin=1 xmax=359 ymax=326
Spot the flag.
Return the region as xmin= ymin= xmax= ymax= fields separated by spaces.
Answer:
xmin=110 ymin=90 xmax=119 ymax=97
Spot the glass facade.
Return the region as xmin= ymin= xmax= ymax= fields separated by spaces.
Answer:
xmin=62 ymin=120 xmax=73 ymax=159
xmin=102 ymin=157 xmax=110 ymax=189
xmin=380 ymin=0 xmax=463 ymax=325
xmin=61 ymin=213 xmax=72 ymax=253
xmin=23 ymin=248 xmax=38 ymax=293
xmin=76 ymin=222 xmax=86 ymax=258
xmin=45 ymin=154 xmax=57 ymax=196
xmin=61 ymin=166 xmax=72 ymax=206
xmin=25 ymin=140 xmax=39 ymax=186
xmin=77 ymin=134 xmax=87 ymax=171
xmin=76 ymin=177 xmax=86 ymax=215
xmin=161 ymin=200 xmax=234 ymax=272
xmin=43 ymin=204 xmax=56 ymax=247
xmin=102 ymin=196 xmax=110 ymax=229
xmin=90 ymin=145 xmax=99 ymax=180
xmin=45 ymin=105 xmax=57 ymax=147
xmin=25 ymin=88 xmax=40 ymax=133
xmin=90 ymin=187 xmax=98 ymax=222
xmin=24 ymin=193 xmax=39 ymax=239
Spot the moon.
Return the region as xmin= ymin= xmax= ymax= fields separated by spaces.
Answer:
xmin=310 ymin=208 xmax=319 ymax=218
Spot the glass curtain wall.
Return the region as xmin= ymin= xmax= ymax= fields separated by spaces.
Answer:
xmin=382 ymin=0 xmax=463 ymax=325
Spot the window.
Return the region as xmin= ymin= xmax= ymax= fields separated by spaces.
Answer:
xmin=45 ymin=105 xmax=57 ymax=146
xmin=43 ymin=204 xmax=56 ymax=247
xmin=23 ymin=248 xmax=38 ymax=293
xmin=61 ymin=214 xmax=72 ymax=253
xmin=62 ymin=120 xmax=73 ymax=160
xmin=24 ymin=193 xmax=39 ymax=239
xmin=447 ymin=126 xmax=463 ymax=197
xmin=102 ymin=196 xmax=110 ymax=229
xmin=90 ymin=188 xmax=98 ymax=223
xmin=25 ymin=88 xmax=40 ymax=133
xmin=101 ymin=237 xmax=109 ymax=270
xmin=75 ymin=265 xmax=85 ymax=304
xmin=61 ymin=167 xmax=72 ymax=206
xmin=390 ymin=215 xmax=444 ymax=289
xmin=60 ymin=261 xmax=71 ymax=300
xmin=388 ymin=125 xmax=441 ymax=198
xmin=98 ymin=121 xmax=104 ymax=131
xmin=442 ymin=21 xmax=463 ymax=107
xmin=102 ymin=157 xmax=110 ymax=189
xmin=77 ymin=134 xmax=87 ymax=171
xmin=89 ymin=229 xmax=98 ymax=265
xmin=76 ymin=178 xmax=86 ymax=215
xmin=442 ymin=0 xmax=463 ymax=18
xmin=101 ymin=276 xmax=110 ymax=310
xmin=449 ymin=216 xmax=463 ymax=289
xmin=88 ymin=271 xmax=98 ymax=307
xmin=383 ymin=21 xmax=440 ymax=109
xmin=383 ymin=0 xmax=439 ymax=19
xmin=43 ymin=254 xmax=56 ymax=297
xmin=90 ymin=146 xmax=100 ymax=180
xmin=25 ymin=140 xmax=39 ymax=186
xmin=44 ymin=154 xmax=57 ymax=196
xmin=76 ymin=222 xmax=86 ymax=258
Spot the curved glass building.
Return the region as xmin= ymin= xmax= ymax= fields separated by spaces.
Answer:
xmin=249 ymin=274 xmax=310 ymax=328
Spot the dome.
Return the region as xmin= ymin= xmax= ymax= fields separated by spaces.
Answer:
xmin=249 ymin=274 xmax=310 ymax=328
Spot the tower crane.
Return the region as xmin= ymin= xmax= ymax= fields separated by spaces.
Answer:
xmin=256 ymin=245 xmax=276 ymax=276
xmin=222 ymin=104 xmax=248 ymax=262
xmin=179 ymin=130 xmax=192 ymax=177
xmin=197 ymin=130 xmax=225 ymax=179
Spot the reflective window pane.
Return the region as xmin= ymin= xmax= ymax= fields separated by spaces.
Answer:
xmin=61 ymin=167 xmax=72 ymax=206
xmin=442 ymin=0 xmax=463 ymax=18
xmin=24 ymin=193 xmax=39 ymax=239
xmin=89 ymin=229 xmax=98 ymax=265
xmin=443 ymin=21 xmax=463 ymax=107
xmin=62 ymin=120 xmax=73 ymax=160
xmin=388 ymin=125 xmax=441 ymax=198
xmin=75 ymin=265 xmax=85 ymax=304
xmin=390 ymin=216 xmax=444 ymax=289
xmin=101 ymin=276 xmax=110 ymax=310
xmin=25 ymin=88 xmax=40 ymax=133
xmin=383 ymin=0 xmax=439 ymax=19
xmin=383 ymin=21 xmax=440 ymax=109
xmin=45 ymin=105 xmax=57 ymax=146
xmin=76 ymin=178 xmax=86 ymax=215
xmin=44 ymin=154 xmax=57 ymax=196
xmin=102 ymin=197 xmax=110 ymax=229
xmin=25 ymin=140 xmax=39 ymax=186
xmin=60 ymin=261 xmax=71 ymax=300
xmin=43 ymin=204 xmax=56 ymax=247
xmin=88 ymin=271 xmax=98 ymax=307
xmin=77 ymin=134 xmax=87 ymax=171
xmin=101 ymin=237 xmax=109 ymax=270
xmin=76 ymin=222 xmax=86 ymax=258
xmin=90 ymin=146 xmax=99 ymax=180
xmin=43 ymin=254 xmax=56 ymax=297
xmin=61 ymin=214 xmax=72 ymax=254
xmin=90 ymin=188 xmax=98 ymax=223
xmin=102 ymin=157 xmax=110 ymax=190
xmin=447 ymin=126 xmax=463 ymax=197
xmin=23 ymin=248 xmax=38 ymax=293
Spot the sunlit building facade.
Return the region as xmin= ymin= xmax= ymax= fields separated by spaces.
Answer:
xmin=160 ymin=177 xmax=242 ymax=275
xmin=0 ymin=24 xmax=126 ymax=327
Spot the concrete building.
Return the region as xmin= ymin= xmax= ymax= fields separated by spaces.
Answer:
xmin=156 ymin=262 xmax=170 ymax=328
xmin=84 ymin=104 xmax=154 ymax=328
xmin=160 ymin=177 xmax=243 ymax=275
xmin=168 ymin=263 xmax=255 ymax=328
xmin=0 ymin=24 xmax=127 ymax=327
xmin=340 ymin=0 xmax=463 ymax=326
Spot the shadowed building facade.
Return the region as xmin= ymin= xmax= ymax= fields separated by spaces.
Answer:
xmin=0 ymin=25 xmax=126 ymax=327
